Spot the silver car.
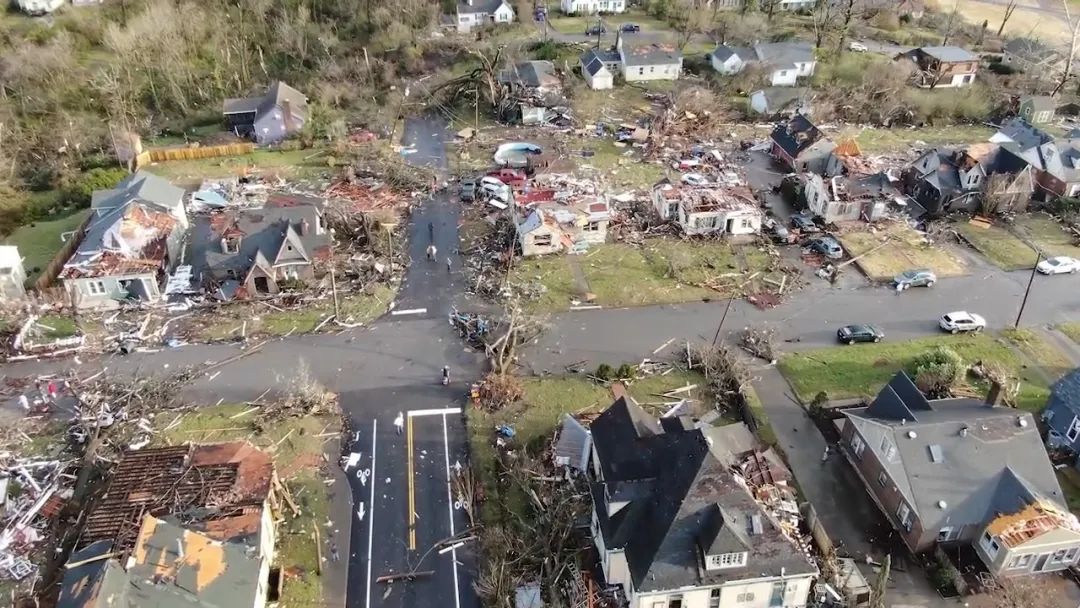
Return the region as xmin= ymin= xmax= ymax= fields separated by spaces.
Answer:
xmin=894 ymin=269 xmax=937 ymax=290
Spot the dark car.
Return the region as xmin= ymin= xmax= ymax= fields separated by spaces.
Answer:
xmin=585 ymin=24 xmax=606 ymax=35
xmin=789 ymin=213 xmax=820 ymax=233
xmin=460 ymin=178 xmax=477 ymax=202
xmin=837 ymin=324 xmax=884 ymax=344
xmin=621 ymin=23 xmax=640 ymax=32
xmin=893 ymin=269 xmax=937 ymax=290
xmin=808 ymin=236 xmax=843 ymax=259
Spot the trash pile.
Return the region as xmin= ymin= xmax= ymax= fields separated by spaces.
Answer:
xmin=449 ymin=309 xmax=491 ymax=350
xmin=0 ymin=458 xmax=69 ymax=584
xmin=188 ymin=175 xmax=280 ymax=212
xmin=733 ymin=450 xmax=817 ymax=565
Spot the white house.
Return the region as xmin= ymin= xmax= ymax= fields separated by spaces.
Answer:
xmin=0 ymin=246 xmax=26 ymax=300
xmin=618 ymin=35 xmax=682 ymax=82
xmin=513 ymin=197 xmax=612 ymax=256
xmin=581 ymin=48 xmax=619 ymax=89
xmin=713 ymin=42 xmax=816 ymax=87
xmin=749 ymin=87 xmax=811 ymax=117
xmin=560 ymin=0 xmax=626 ymax=14
xmin=653 ymin=183 xmax=762 ymax=236
xmin=16 ymin=0 xmax=64 ymax=15
xmin=456 ymin=0 xmax=514 ymax=32
xmin=588 ymin=398 xmax=818 ymax=608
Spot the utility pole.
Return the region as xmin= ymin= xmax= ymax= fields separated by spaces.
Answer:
xmin=1014 ymin=250 xmax=1042 ymax=328
xmin=330 ymin=267 xmax=340 ymax=319
xmin=474 ymin=86 xmax=479 ymax=130
xmin=711 ymin=294 xmax=736 ymax=346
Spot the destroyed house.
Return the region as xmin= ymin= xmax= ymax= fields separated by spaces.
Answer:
xmin=497 ymin=61 xmax=566 ymax=124
xmin=194 ymin=192 xmax=332 ymax=299
xmin=60 ymin=171 xmax=188 ymax=311
xmin=223 ymin=81 xmax=308 ymax=145
xmin=798 ymin=173 xmax=893 ymax=223
xmin=840 ymin=372 xmax=1080 ymax=578
xmin=59 ymin=513 xmax=269 ymax=608
xmin=897 ymin=46 xmax=979 ymax=88
xmin=769 ymin=115 xmax=840 ymax=176
xmin=588 ymin=398 xmax=818 ymax=608
xmin=652 ymin=183 xmax=762 ymax=236
xmin=79 ymin=442 xmax=276 ymax=556
xmin=1003 ymin=38 xmax=1065 ymax=76
xmin=512 ymin=197 xmax=612 ymax=256
xmin=903 ymin=143 xmax=1034 ymax=216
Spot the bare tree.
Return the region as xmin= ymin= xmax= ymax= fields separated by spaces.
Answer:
xmin=997 ymin=0 xmax=1019 ymax=36
xmin=812 ymin=0 xmax=836 ymax=48
xmin=980 ymin=172 xmax=1015 ymax=215
xmin=671 ymin=0 xmax=715 ymax=50
xmin=987 ymin=577 xmax=1057 ymax=608
xmin=940 ymin=0 xmax=961 ymax=46
xmin=834 ymin=0 xmax=858 ymax=55
xmin=869 ymin=554 xmax=890 ymax=608
xmin=1054 ymin=0 xmax=1080 ymax=96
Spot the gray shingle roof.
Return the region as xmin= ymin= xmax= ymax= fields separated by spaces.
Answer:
xmin=711 ymin=44 xmax=753 ymax=62
xmin=499 ymin=60 xmax=560 ymax=88
xmin=457 ymin=0 xmax=505 ymax=15
xmin=770 ymin=114 xmax=829 ymax=160
xmin=223 ymin=81 xmax=308 ymax=120
xmin=753 ymin=42 xmax=814 ymax=69
xmin=620 ymin=37 xmax=682 ymax=67
xmin=1048 ymin=368 xmax=1080 ymax=416
xmin=590 ymin=398 xmax=816 ymax=593
xmin=917 ymin=45 xmax=978 ymax=62
xmin=845 ymin=372 xmax=1066 ymax=535
xmin=554 ymin=414 xmax=591 ymax=470
xmin=581 ymin=48 xmax=619 ymax=77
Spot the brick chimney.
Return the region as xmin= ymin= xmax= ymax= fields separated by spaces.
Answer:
xmin=985 ymin=381 xmax=1003 ymax=407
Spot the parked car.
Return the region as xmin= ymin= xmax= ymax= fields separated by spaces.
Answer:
xmin=837 ymin=324 xmax=884 ymax=344
xmin=585 ymin=24 xmax=606 ymax=35
xmin=849 ymin=41 xmax=869 ymax=52
xmin=1037 ymin=256 xmax=1080 ymax=275
xmin=894 ymin=269 xmax=937 ymax=290
xmin=789 ymin=213 xmax=820 ymax=233
xmin=939 ymin=311 xmax=986 ymax=334
xmin=621 ymin=23 xmax=640 ymax=32
xmin=807 ymin=236 xmax=843 ymax=259
xmin=681 ymin=173 xmax=708 ymax=186
xmin=459 ymin=177 xmax=477 ymax=202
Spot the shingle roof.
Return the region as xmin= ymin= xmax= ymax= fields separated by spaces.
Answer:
xmin=753 ymin=87 xmax=810 ymax=112
xmin=1048 ymin=368 xmax=1080 ymax=416
xmin=753 ymin=41 xmax=815 ymax=69
xmin=620 ymin=36 xmax=682 ymax=67
xmin=770 ymin=114 xmax=830 ymax=160
xmin=457 ymin=0 xmax=505 ymax=15
xmin=711 ymin=44 xmax=753 ymax=62
xmin=1024 ymin=95 xmax=1056 ymax=114
xmin=917 ymin=46 xmax=978 ymax=62
xmin=223 ymin=81 xmax=308 ymax=121
xmin=590 ymin=399 xmax=816 ymax=593
xmin=581 ymin=48 xmax=619 ymax=77
xmin=554 ymin=414 xmax=591 ymax=471
xmin=1004 ymin=37 xmax=1060 ymax=62
xmin=845 ymin=372 xmax=1066 ymax=535
xmin=499 ymin=60 xmax=560 ymax=88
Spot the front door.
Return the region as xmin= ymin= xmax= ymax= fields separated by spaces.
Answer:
xmin=770 ymin=582 xmax=786 ymax=607
xmin=1035 ymin=553 xmax=1051 ymax=571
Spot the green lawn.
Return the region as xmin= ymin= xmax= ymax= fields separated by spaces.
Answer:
xmin=3 ymin=208 xmax=91 ymax=282
xmin=1059 ymin=322 xmax=1080 ymax=345
xmin=578 ymin=139 xmax=668 ymax=190
xmin=546 ymin=11 xmax=669 ymax=35
xmin=777 ymin=333 xmax=1049 ymax=412
xmin=1002 ymin=328 xmax=1074 ymax=384
xmin=1058 ymin=468 xmax=1080 ymax=513
xmin=511 ymin=241 xmax=775 ymax=313
xmin=194 ymin=286 xmax=396 ymax=341
xmin=953 ymin=221 xmax=1038 ymax=271
xmin=1011 ymin=214 xmax=1080 ymax=259
xmin=838 ymin=223 xmax=968 ymax=281
xmin=36 ymin=315 xmax=79 ymax=339
xmin=568 ymin=80 xmax=671 ymax=125
xmin=146 ymin=148 xmax=334 ymax=184
xmin=855 ymin=125 xmax=995 ymax=154
xmin=157 ymin=402 xmax=340 ymax=605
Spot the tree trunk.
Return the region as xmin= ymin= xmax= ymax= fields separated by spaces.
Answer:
xmin=997 ymin=0 xmax=1017 ymax=36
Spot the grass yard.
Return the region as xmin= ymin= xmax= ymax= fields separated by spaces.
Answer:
xmin=1058 ymin=322 xmax=1080 ymax=345
xmin=511 ymin=240 xmax=775 ymax=313
xmin=35 ymin=315 xmax=80 ymax=339
xmin=3 ymin=208 xmax=91 ymax=282
xmin=1011 ymin=214 xmax=1080 ymax=259
xmin=1058 ymin=467 xmax=1080 ymax=513
xmin=837 ymin=223 xmax=968 ymax=281
xmin=777 ymin=333 xmax=1050 ymax=412
xmin=193 ymin=285 xmax=396 ymax=341
xmin=953 ymin=221 xmax=1038 ymax=270
xmin=855 ymin=125 xmax=994 ymax=154
xmin=1002 ymin=328 xmax=1074 ymax=384
xmin=569 ymin=80 xmax=669 ymax=125
xmin=145 ymin=148 xmax=335 ymax=184
xmin=156 ymin=402 xmax=341 ymax=606
xmin=576 ymin=139 xmax=668 ymax=190
xmin=545 ymin=11 xmax=669 ymax=35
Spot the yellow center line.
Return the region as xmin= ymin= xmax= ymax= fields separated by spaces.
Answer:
xmin=407 ymin=414 xmax=416 ymax=550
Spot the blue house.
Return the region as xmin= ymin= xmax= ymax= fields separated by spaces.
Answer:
xmin=222 ymin=81 xmax=308 ymax=145
xmin=1043 ymin=368 xmax=1080 ymax=452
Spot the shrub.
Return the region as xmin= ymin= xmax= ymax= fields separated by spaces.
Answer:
xmin=595 ymin=363 xmax=614 ymax=381
xmin=615 ymin=363 xmax=635 ymax=380
xmin=987 ymin=61 xmax=1016 ymax=75
xmin=60 ymin=167 xmax=128 ymax=207
xmin=873 ymin=11 xmax=901 ymax=31
xmin=908 ymin=346 xmax=964 ymax=398
xmin=1050 ymin=197 xmax=1080 ymax=216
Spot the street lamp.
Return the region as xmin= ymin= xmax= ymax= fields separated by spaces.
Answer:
xmin=1014 ymin=250 xmax=1042 ymax=329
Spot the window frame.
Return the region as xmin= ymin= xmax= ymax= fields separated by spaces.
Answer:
xmin=87 ymin=280 xmax=106 ymax=296
xmin=851 ymin=434 xmax=865 ymax=457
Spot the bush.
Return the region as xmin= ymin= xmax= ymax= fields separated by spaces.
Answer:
xmin=595 ymin=363 xmax=614 ymax=381
xmin=615 ymin=363 xmax=635 ymax=380
xmin=908 ymin=346 xmax=964 ymax=398
xmin=1050 ymin=197 xmax=1080 ymax=216
xmin=530 ymin=40 xmax=565 ymax=61
xmin=60 ymin=167 xmax=129 ymax=207
xmin=873 ymin=11 xmax=901 ymax=31
xmin=987 ymin=61 xmax=1017 ymax=75
xmin=904 ymin=85 xmax=993 ymax=124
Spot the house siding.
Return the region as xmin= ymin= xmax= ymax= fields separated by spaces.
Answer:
xmin=711 ymin=55 xmax=743 ymax=75
xmin=633 ymin=575 xmax=814 ymax=608
xmin=65 ymin=273 xmax=160 ymax=311
xmin=623 ymin=61 xmax=682 ymax=82
xmin=561 ymin=0 xmax=626 ymax=13
xmin=976 ymin=526 xmax=1080 ymax=577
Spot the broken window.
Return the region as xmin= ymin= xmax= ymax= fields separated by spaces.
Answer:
xmin=87 ymin=280 xmax=106 ymax=295
xmin=850 ymin=434 xmax=865 ymax=457
xmin=533 ymin=234 xmax=553 ymax=247
xmin=695 ymin=215 xmax=718 ymax=229
xmin=1009 ymin=554 xmax=1033 ymax=569
xmin=222 ymin=237 xmax=241 ymax=254
xmin=584 ymin=221 xmax=602 ymax=232
xmin=739 ymin=218 xmax=753 ymax=229
xmin=896 ymin=502 xmax=913 ymax=531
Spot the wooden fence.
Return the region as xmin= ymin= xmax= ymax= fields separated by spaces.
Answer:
xmin=33 ymin=211 xmax=94 ymax=291
xmin=133 ymin=142 xmax=256 ymax=170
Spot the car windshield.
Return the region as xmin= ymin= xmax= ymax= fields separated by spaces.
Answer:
xmin=1049 ymin=258 xmax=1063 ymax=266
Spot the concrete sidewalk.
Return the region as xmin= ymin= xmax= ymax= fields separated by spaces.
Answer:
xmin=321 ymin=436 xmax=351 ymax=608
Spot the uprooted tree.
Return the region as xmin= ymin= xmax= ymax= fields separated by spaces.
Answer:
xmin=483 ymin=305 xmax=546 ymax=376
xmin=689 ymin=341 xmax=752 ymax=413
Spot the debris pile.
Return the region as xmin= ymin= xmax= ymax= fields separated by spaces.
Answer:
xmin=0 ymin=458 xmax=68 ymax=584
xmin=737 ymin=326 xmax=777 ymax=363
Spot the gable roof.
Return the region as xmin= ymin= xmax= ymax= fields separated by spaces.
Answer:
xmin=1004 ymin=37 xmax=1061 ymax=62
xmin=457 ymin=0 xmax=507 ymax=15
xmin=499 ymin=60 xmax=560 ymax=88
xmin=753 ymin=42 xmax=815 ymax=69
xmin=582 ymin=48 xmax=619 ymax=77
xmin=223 ymin=81 xmax=308 ymax=120
xmin=620 ymin=37 xmax=682 ymax=67
xmin=590 ymin=399 xmax=816 ymax=593
xmin=711 ymin=44 xmax=753 ymax=63
xmin=1023 ymin=95 xmax=1056 ymax=114
xmin=916 ymin=46 xmax=978 ymax=62
xmin=1048 ymin=368 xmax=1080 ymax=416
xmin=844 ymin=372 xmax=1066 ymax=534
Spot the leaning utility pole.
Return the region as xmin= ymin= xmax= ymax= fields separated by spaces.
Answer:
xmin=1014 ymin=251 xmax=1042 ymax=328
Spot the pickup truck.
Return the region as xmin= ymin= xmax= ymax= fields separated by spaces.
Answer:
xmin=486 ymin=168 xmax=527 ymax=189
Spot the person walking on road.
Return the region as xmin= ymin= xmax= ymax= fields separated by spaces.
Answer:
xmin=446 ymin=257 xmax=452 ymax=274
xmin=394 ymin=412 xmax=404 ymax=434
xmin=426 ymin=243 xmax=437 ymax=261
xmin=329 ymin=542 xmax=340 ymax=562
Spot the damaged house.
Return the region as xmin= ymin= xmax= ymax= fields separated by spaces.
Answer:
xmin=497 ymin=60 xmax=566 ymax=125
xmin=769 ymin=115 xmax=841 ymax=176
xmin=513 ymin=195 xmax=612 ymax=256
xmin=618 ymin=35 xmax=682 ymax=82
xmin=223 ymin=81 xmax=308 ymax=145
xmin=903 ymin=142 xmax=1034 ymax=217
xmin=194 ymin=192 xmax=332 ymax=299
xmin=60 ymin=171 xmax=188 ymax=311
xmin=794 ymin=172 xmax=894 ymax=223
xmin=58 ymin=442 xmax=277 ymax=607
xmin=588 ymin=397 xmax=818 ymax=608
xmin=896 ymin=46 xmax=979 ymax=88
xmin=840 ymin=372 xmax=1080 ymax=578
xmin=711 ymin=42 xmax=816 ymax=87
xmin=652 ymin=182 xmax=763 ymax=236
xmin=581 ymin=48 xmax=620 ymax=90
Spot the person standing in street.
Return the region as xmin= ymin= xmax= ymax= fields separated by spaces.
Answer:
xmin=446 ymin=257 xmax=452 ymax=274
xmin=426 ymin=243 xmax=437 ymax=261
xmin=330 ymin=542 xmax=340 ymax=562
xmin=394 ymin=412 xmax=404 ymax=434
